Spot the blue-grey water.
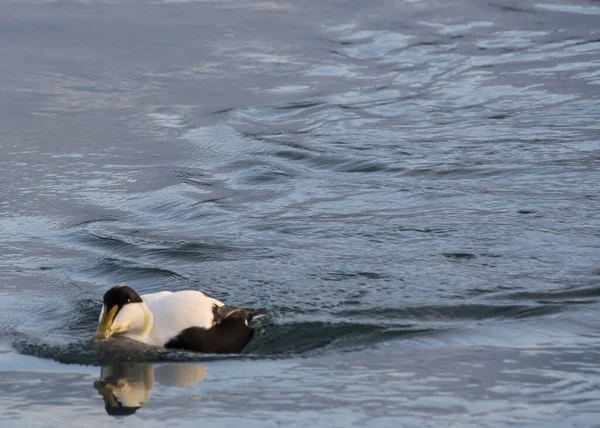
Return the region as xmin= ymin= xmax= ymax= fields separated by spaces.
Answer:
xmin=1 ymin=0 xmax=600 ymax=426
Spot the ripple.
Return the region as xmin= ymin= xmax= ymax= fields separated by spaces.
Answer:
xmin=10 ymin=295 xmax=570 ymax=366
xmin=74 ymin=228 xmax=245 ymax=263
xmin=340 ymin=31 xmax=415 ymax=60
xmin=442 ymin=252 xmax=477 ymax=260
xmin=339 ymin=303 xmax=564 ymax=322
xmin=79 ymin=258 xmax=184 ymax=283
xmin=13 ymin=319 xmax=442 ymax=365
xmin=13 ymin=338 xmax=231 ymax=366
xmin=536 ymin=3 xmax=600 ymax=15
xmin=504 ymin=285 xmax=600 ymax=302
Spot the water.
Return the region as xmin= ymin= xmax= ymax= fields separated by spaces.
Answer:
xmin=1 ymin=0 xmax=599 ymax=425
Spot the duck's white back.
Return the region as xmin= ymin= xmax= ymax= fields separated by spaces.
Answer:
xmin=140 ymin=290 xmax=224 ymax=345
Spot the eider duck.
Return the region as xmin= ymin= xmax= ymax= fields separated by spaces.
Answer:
xmin=93 ymin=285 xmax=264 ymax=354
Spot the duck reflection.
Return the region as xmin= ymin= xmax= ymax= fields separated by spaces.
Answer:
xmin=93 ymin=362 xmax=207 ymax=416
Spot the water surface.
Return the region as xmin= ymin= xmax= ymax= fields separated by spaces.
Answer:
xmin=1 ymin=0 xmax=599 ymax=426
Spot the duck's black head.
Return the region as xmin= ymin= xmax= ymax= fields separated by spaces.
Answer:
xmin=94 ymin=285 xmax=146 ymax=342
xmin=103 ymin=285 xmax=143 ymax=311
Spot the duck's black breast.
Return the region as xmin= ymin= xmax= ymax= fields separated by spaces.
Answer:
xmin=164 ymin=305 xmax=257 ymax=354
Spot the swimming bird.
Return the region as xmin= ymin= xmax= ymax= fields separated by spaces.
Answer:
xmin=93 ymin=285 xmax=264 ymax=354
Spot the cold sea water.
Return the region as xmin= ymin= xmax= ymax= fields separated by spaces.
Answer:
xmin=0 ymin=0 xmax=599 ymax=426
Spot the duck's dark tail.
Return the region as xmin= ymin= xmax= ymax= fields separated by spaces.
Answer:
xmin=215 ymin=305 xmax=266 ymax=324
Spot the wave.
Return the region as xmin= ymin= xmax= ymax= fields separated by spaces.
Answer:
xmin=13 ymin=319 xmax=442 ymax=366
xmin=11 ymin=298 xmax=572 ymax=366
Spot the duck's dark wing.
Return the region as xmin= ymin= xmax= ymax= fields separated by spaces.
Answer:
xmin=164 ymin=305 xmax=265 ymax=354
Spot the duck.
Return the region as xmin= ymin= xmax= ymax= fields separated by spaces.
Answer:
xmin=93 ymin=285 xmax=265 ymax=354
